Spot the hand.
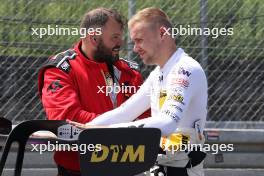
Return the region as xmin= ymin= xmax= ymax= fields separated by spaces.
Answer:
xmin=66 ymin=120 xmax=107 ymax=130
xmin=31 ymin=131 xmax=57 ymax=139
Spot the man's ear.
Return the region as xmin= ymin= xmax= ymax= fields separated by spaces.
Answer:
xmin=160 ymin=26 xmax=166 ymax=36
xmin=89 ymin=35 xmax=98 ymax=46
xmin=159 ymin=26 xmax=167 ymax=40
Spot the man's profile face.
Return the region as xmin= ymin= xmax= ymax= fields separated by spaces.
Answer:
xmin=130 ymin=22 xmax=160 ymax=65
xmin=93 ymin=17 xmax=123 ymax=63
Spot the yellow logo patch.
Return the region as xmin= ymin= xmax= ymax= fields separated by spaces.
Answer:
xmin=160 ymin=133 xmax=190 ymax=151
xmin=159 ymin=90 xmax=167 ymax=109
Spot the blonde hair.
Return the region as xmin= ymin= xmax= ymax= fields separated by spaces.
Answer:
xmin=128 ymin=7 xmax=172 ymax=29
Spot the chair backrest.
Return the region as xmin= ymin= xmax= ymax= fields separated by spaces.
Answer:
xmin=78 ymin=128 xmax=161 ymax=176
xmin=0 ymin=117 xmax=12 ymax=135
xmin=0 ymin=120 xmax=67 ymax=176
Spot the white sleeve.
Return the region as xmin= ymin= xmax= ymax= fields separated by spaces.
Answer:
xmin=110 ymin=116 xmax=176 ymax=136
xmin=89 ymin=75 xmax=152 ymax=125
xmin=109 ymin=65 xmax=204 ymax=136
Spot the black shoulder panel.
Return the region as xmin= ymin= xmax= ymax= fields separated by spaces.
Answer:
xmin=45 ymin=49 xmax=77 ymax=73
xmin=120 ymin=58 xmax=140 ymax=71
xmin=38 ymin=49 xmax=77 ymax=98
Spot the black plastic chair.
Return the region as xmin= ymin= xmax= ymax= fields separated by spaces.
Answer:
xmin=0 ymin=117 xmax=12 ymax=135
xmin=0 ymin=120 xmax=67 ymax=176
xmin=78 ymin=128 xmax=161 ymax=176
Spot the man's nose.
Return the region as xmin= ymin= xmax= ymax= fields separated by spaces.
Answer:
xmin=133 ymin=44 xmax=139 ymax=53
xmin=116 ymin=38 xmax=123 ymax=46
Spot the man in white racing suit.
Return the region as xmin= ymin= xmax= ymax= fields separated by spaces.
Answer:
xmin=69 ymin=7 xmax=208 ymax=176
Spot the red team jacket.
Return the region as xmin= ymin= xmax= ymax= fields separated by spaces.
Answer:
xmin=38 ymin=41 xmax=149 ymax=171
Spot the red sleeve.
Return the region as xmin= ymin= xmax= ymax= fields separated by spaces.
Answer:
xmin=132 ymin=70 xmax=151 ymax=120
xmin=41 ymin=68 xmax=98 ymax=124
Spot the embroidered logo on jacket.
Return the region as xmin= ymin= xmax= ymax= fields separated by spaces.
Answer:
xmin=47 ymin=79 xmax=63 ymax=93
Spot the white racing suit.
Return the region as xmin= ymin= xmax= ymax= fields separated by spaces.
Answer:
xmin=89 ymin=48 xmax=208 ymax=176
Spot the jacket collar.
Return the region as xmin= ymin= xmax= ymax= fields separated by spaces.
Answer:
xmin=159 ymin=48 xmax=185 ymax=77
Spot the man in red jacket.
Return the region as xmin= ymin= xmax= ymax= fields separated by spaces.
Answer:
xmin=38 ymin=8 xmax=149 ymax=176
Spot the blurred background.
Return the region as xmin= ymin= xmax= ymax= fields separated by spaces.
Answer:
xmin=0 ymin=0 xmax=264 ymax=175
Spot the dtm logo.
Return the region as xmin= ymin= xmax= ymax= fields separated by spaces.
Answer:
xmin=90 ymin=145 xmax=145 ymax=163
xmin=178 ymin=67 xmax=191 ymax=77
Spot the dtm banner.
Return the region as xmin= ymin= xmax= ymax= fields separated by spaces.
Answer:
xmin=78 ymin=128 xmax=161 ymax=176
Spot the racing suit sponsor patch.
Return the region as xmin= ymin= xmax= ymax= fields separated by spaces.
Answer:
xmin=169 ymin=104 xmax=183 ymax=112
xmin=174 ymin=67 xmax=191 ymax=77
xmin=47 ymin=79 xmax=63 ymax=93
xmin=168 ymin=94 xmax=184 ymax=105
xmin=59 ymin=60 xmax=70 ymax=73
xmin=170 ymin=78 xmax=189 ymax=88
xmin=162 ymin=109 xmax=181 ymax=122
